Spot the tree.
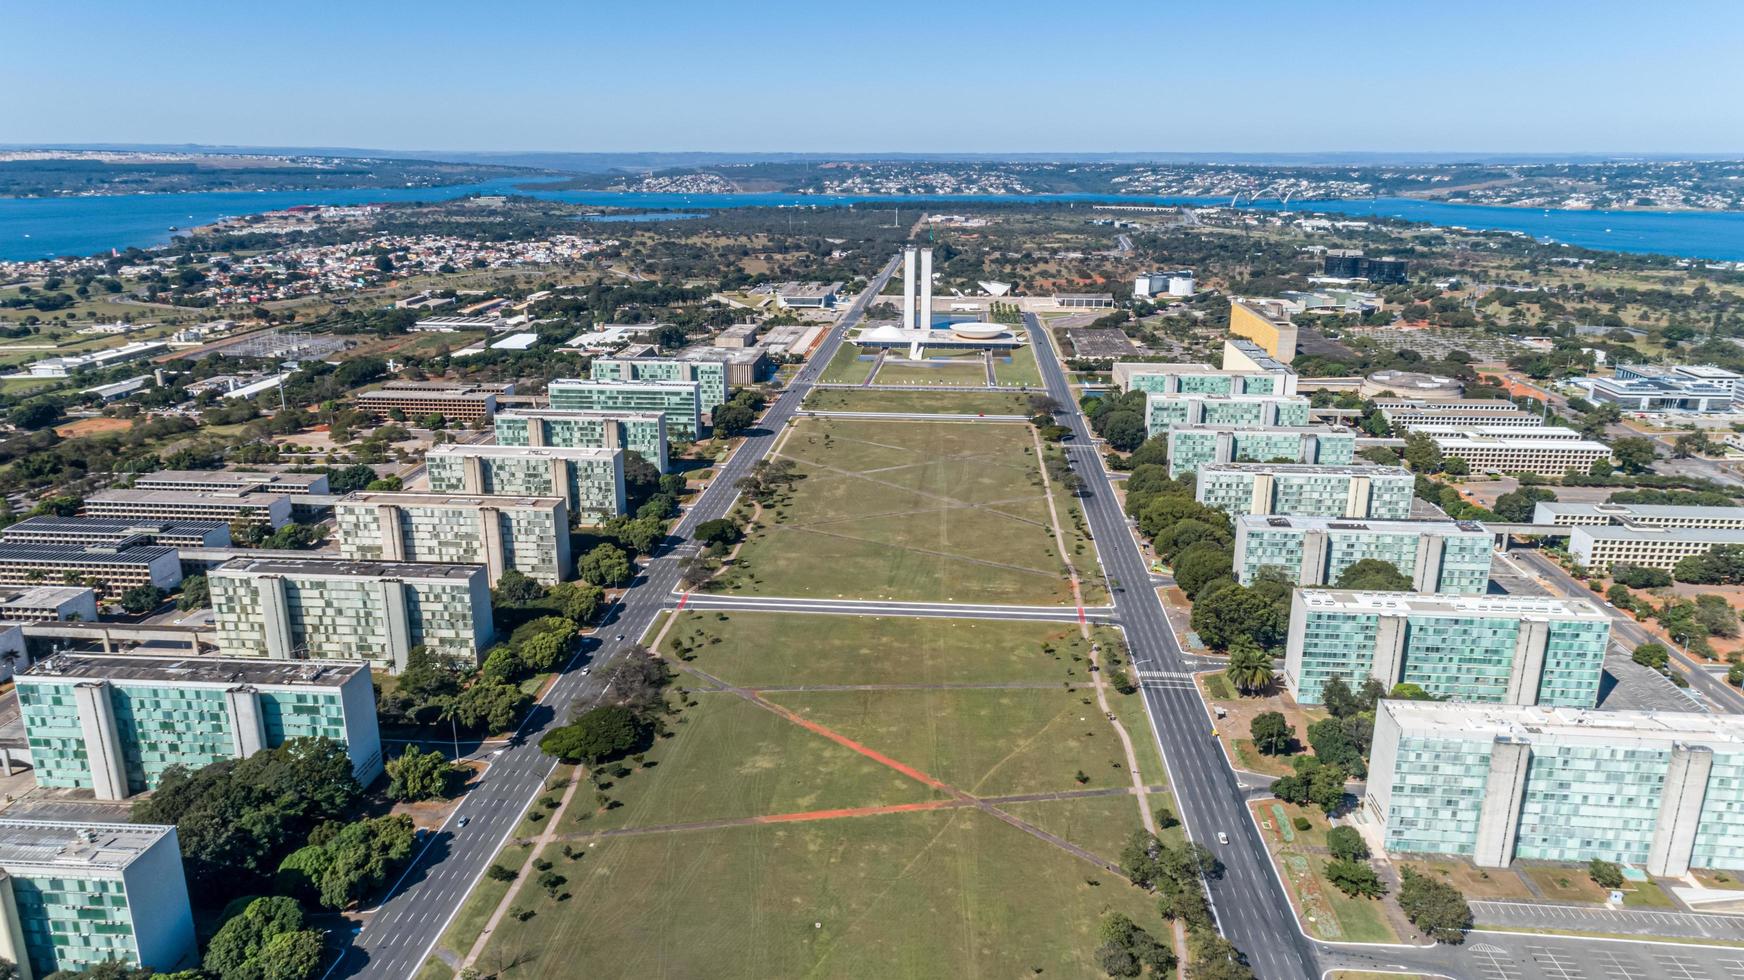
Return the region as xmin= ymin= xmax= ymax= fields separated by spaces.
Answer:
xmin=275 ymin=815 xmax=417 ymax=910
xmin=1610 ymin=437 xmax=1658 ymax=474
xmin=133 ymin=738 xmax=362 ymax=900
xmin=1612 ymin=564 xmax=1672 ymax=589
xmin=1696 ymin=593 xmax=1740 ymax=638
xmin=1307 ymin=718 xmax=1366 ymax=777
xmin=1389 ymin=682 xmax=1436 ymax=701
xmin=204 ymin=896 xmax=323 ymax=980
xmin=447 ymin=677 xmax=531 ymax=732
xmin=1320 ymin=677 xmax=1361 ymax=719
xmin=1632 ymin=642 xmax=1670 ymax=672
xmin=7 ymin=401 xmax=60 ymax=430
xmin=1172 ymin=542 xmax=1233 ymax=597
xmin=539 ymin=705 xmax=650 ymax=764
xmin=1326 ymin=826 xmax=1369 ymax=862
xmin=712 ymin=403 xmax=756 ymax=437
xmin=1675 ymin=544 xmax=1744 ymax=585
xmin=177 ymin=574 xmax=209 ymax=611
xmin=694 ymin=518 xmax=742 ymax=548
xmin=1190 ymin=583 xmax=1285 ymax=652
xmin=1250 ymin=711 xmax=1294 ymax=756
xmin=491 ymin=569 xmax=546 ymax=607
xmin=1325 ymin=858 xmax=1385 ymax=898
xmin=385 ymin=745 xmax=457 ymax=801
xmin=119 ymin=584 xmax=165 ymax=614
xmin=1674 ymin=431 xmax=1715 ymax=458
xmin=550 ymin=581 xmax=605 ymax=624
xmin=1224 ymin=641 xmax=1274 ymax=695
xmin=325 ymin=463 xmax=380 ymax=494
xmin=576 ymin=543 xmax=633 ymax=587
xmin=1440 ymin=456 xmax=1469 ymax=477
xmin=1333 ymin=558 xmax=1414 ymax=591
xmin=1397 ymin=867 xmax=1472 ymax=943
xmin=1093 ymin=911 xmax=1175 ymax=977
xmin=1588 ymin=858 xmax=1625 ymax=890
xmin=1493 ymin=486 xmax=1557 ymax=523
xmin=1402 ymin=433 xmax=1442 ymax=473
xmin=1101 ymin=411 xmax=1147 ymax=452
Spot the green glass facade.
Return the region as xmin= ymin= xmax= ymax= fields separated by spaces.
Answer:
xmin=1166 ymin=428 xmax=1356 ymax=480
xmin=12 ymin=874 xmax=136 ymax=973
xmin=17 ymin=680 xmax=355 ymax=795
xmin=1235 ymin=521 xmax=1492 ymax=594
xmin=548 ymin=379 xmax=701 ymax=440
xmin=591 ymin=358 xmax=727 ymax=416
xmin=1126 ymin=371 xmax=1283 ymax=396
xmin=1145 ymin=395 xmax=1310 ymax=438
xmin=495 ymin=411 xmax=669 ymax=472
xmin=426 ymin=450 xmax=625 ymax=520
xmin=1195 ymin=467 xmax=1414 ymax=519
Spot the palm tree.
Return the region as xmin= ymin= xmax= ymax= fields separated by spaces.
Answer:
xmin=1224 ymin=642 xmax=1275 ymax=696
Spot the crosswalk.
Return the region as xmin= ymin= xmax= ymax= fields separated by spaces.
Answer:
xmin=1136 ymin=669 xmax=1197 ymax=690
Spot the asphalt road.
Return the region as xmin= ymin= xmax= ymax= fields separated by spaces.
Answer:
xmin=1025 ymin=313 xmax=1322 ymax=980
xmin=335 ymin=254 xmax=902 ymax=980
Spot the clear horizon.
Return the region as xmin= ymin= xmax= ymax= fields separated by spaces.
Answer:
xmin=6 ymin=0 xmax=1741 ymax=155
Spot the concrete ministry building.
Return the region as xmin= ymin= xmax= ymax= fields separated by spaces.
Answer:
xmin=1285 ymin=590 xmax=1609 ymax=707
xmin=1534 ymin=501 xmax=1744 ymax=530
xmin=495 ymin=407 xmax=670 ymax=474
xmin=426 ymin=444 xmax=626 ymax=520
xmin=1404 ymin=424 xmax=1586 ymax=443
xmin=547 ymin=378 xmax=702 ymax=441
xmin=1113 ymin=360 xmax=1296 ymax=397
xmin=1375 ymin=399 xmax=1543 ymax=430
xmin=1221 ymin=339 xmax=1294 ymax=375
xmin=16 ymin=654 xmax=383 ymax=800
xmin=356 ymin=381 xmax=506 ymax=423
xmin=0 ymin=517 xmax=231 ymax=549
xmin=1196 ymin=463 xmax=1414 ymax=519
xmin=335 ymin=492 xmax=571 ymax=585
xmin=1165 ymin=424 xmax=1357 ymax=480
xmin=1429 ymin=432 xmax=1612 ymax=475
xmin=1367 ymin=701 xmax=1744 ymax=875
xmin=1568 ymin=525 xmax=1744 ymax=573
xmin=591 ymin=357 xmax=727 ymax=416
xmin=1144 ymin=393 xmax=1311 ymax=437
xmin=130 ymin=470 xmax=329 ymax=495
xmin=81 ymin=489 xmax=291 ymax=529
xmin=210 ymin=558 xmax=494 ymax=669
xmin=1235 ymin=516 xmax=1493 ymax=593
xmin=0 ymin=544 xmax=182 ymax=596
xmin=1228 ymin=298 xmax=1298 ymax=363
xmin=0 ymin=587 xmax=98 ymax=623
xmin=0 ymin=820 xmax=195 ymax=979
xmin=1133 ymin=270 xmax=1195 ymax=299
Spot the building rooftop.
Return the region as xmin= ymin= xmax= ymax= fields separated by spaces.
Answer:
xmin=1402 ymin=424 xmax=1581 ymax=439
xmin=1169 ymin=424 xmax=1356 ymax=436
xmin=1 ymin=516 xmax=229 ymax=539
xmin=0 ymin=542 xmax=178 ymax=564
xmin=496 ymin=407 xmax=665 ymax=423
xmin=1569 ymin=525 xmax=1744 ymax=543
xmin=1298 ymin=588 xmax=1608 ymax=621
xmin=549 ymin=377 xmax=698 ymax=392
xmin=358 ymin=387 xmax=497 ymax=402
xmin=0 ymin=586 xmax=95 ymax=608
xmin=425 ymin=444 xmax=620 ymax=461
xmin=1380 ymin=700 xmax=1744 ymax=751
xmin=1619 ymin=363 xmax=1744 ymax=382
xmin=1427 ymin=433 xmax=1612 ymax=451
xmin=1199 ymin=462 xmax=1410 ymax=477
xmin=1374 ymin=398 xmax=1528 ymax=412
xmin=0 ymin=820 xmax=174 ymax=872
xmin=773 ymin=281 xmax=843 ymax=299
xmin=135 ymin=470 xmax=328 ymax=491
xmin=84 ymin=488 xmax=285 ymax=506
xmin=216 ymin=556 xmax=484 ymax=581
xmin=21 ymin=652 xmax=366 ymax=688
xmin=1222 ymin=339 xmax=1295 ymax=374
xmin=342 ymin=491 xmax=563 ymax=509
xmin=1241 ymin=515 xmax=1486 ymax=534
xmin=1537 ymin=501 xmax=1744 ymax=521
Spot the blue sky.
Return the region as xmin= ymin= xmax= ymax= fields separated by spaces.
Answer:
xmin=5 ymin=0 xmax=1741 ymax=154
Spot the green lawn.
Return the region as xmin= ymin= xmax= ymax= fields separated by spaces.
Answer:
xmin=571 ymin=694 xmax=941 ymax=833
xmin=477 ymin=809 xmax=1162 ymax=979
xmin=720 ymin=418 xmax=1077 ymax=604
xmin=659 ymin=610 xmax=1095 ymax=687
xmin=994 ymin=344 xmax=1044 ymax=387
xmin=871 ymin=355 xmax=990 ymax=386
xmin=819 ymin=343 xmax=877 ymax=384
xmin=770 ymin=687 xmax=1138 ymax=798
xmin=803 ymin=387 xmax=1034 ymax=416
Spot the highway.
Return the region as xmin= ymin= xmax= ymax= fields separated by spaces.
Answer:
xmin=1025 ymin=312 xmax=1322 ymax=979
xmin=335 ymin=253 xmax=902 ymax=980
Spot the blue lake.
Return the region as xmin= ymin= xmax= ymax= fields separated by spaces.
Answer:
xmin=5 ymin=176 xmax=1744 ymax=262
